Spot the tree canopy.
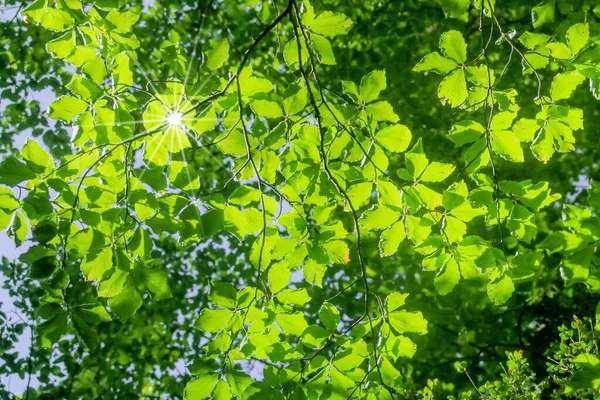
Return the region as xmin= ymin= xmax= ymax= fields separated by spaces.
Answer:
xmin=1 ymin=0 xmax=600 ymax=398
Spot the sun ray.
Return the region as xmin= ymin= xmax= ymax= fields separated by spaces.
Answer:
xmin=186 ymin=69 xmax=218 ymax=102
xmin=90 ymin=119 xmax=154 ymax=128
xmin=176 ymin=128 xmax=198 ymax=200
xmin=181 ymin=127 xmax=231 ymax=179
xmin=128 ymin=128 xmax=168 ymax=196
xmin=128 ymin=55 xmax=166 ymax=107
xmin=183 ymin=0 xmax=213 ymax=88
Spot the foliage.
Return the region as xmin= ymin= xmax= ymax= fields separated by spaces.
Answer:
xmin=1 ymin=0 xmax=600 ymax=398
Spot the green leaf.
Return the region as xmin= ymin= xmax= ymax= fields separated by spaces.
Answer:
xmin=82 ymin=57 xmax=107 ymax=85
xmin=375 ymin=124 xmax=412 ymax=153
xmin=531 ymin=125 xmax=555 ymax=163
xmin=213 ymin=380 xmax=230 ymax=400
xmin=32 ymin=220 xmax=58 ymax=244
xmin=98 ymin=269 xmax=128 ymax=297
xmin=487 ymin=274 xmax=515 ymax=305
xmin=268 ymin=261 xmax=290 ymax=293
xmin=276 ymin=288 xmax=311 ymax=305
xmin=0 ymin=156 xmax=36 ymax=186
xmin=532 ymin=0 xmax=556 ymax=28
xmin=319 ymin=302 xmax=340 ymax=331
xmin=48 ymin=95 xmax=88 ymax=122
xmin=283 ymin=38 xmax=309 ymax=68
xmin=439 ymin=30 xmax=467 ymax=64
xmin=347 ymin=182 xmax=372 ymax=208
xmin=67 ymin=75 xmax=103 ymax=101
xmin=566 ymin=354 xmax=600 ymax=393
xmin=252 ymin=100 xmax=283 ymax=119
xmin=46 ymin=31 xmax=75 ymax=58
xmin=359 ymin=70 xmax=386 ymax=103
xmin=434 ymin=258 xmax=460 ymax=295
xmin=41 ymin=9 xmax=73 ymax=32
xmin=65 ymin=46 xmax=96 ymax=67
xmin=226 ymin=371 xmax=253 ymax=397
xmin=195 ymin=308 xmax=233 ymax=333
xmin=106 ymin=10 xmax=139 ymax=33
xmin=209 ymin=282 xmax=237 ymax=308
xmin=413 ymin=52 xmax=458 ymax=74
xmin=441 ymin=0 xmax=470 ymax=18
xmin=566 ymin=23 xmax=589 ymax=55
xmin=438 ymin=69 xmax=467 ymax=107
xmin=22 ymin=0 xmax=48 ymax=23
xmin=205 ymin=40 xmax=229 ymax=70
xmin=546 ymin=43 xmax=572 ymax=60
xmin=491 ymin=130 xmax=524 ymax=162
xmin=360 ymin=206 xmax=401 ymax=231
xmin=312 ymin=34 xmax=336 ymax=65
xmin=30 ymin=256 xmax=57 ymax=279
xmin=37 ymin=312 xmax=68 ymax=348
xmin=386 ymin=292 xmax=409 ymax=312
xmin=74 ymin=304 xmax=112 ymax=324
xmin=81 ymin=248 xmax=113 ymax=282
xmin=388 ymin=311 xmax=428 ymax=335
xmin=133 ymin=267 xmax=172 ymax=301
xmin=0 ymin=187 xmax=19 ymax=212
xmin=380 ymin=220 xmax=406 ymax=257
xmin=365 ymin=101 xmax=399 ymax=122
xmin=283 ymin=87 xmax=307 ymax=116
xmin=420 ymin=162 xmax=455 ymax=182
xmin=550 ymin=71 xmax=585 ymax=101
xmin=308 ymin=12 xmax=353 ymax=38
xmin=448 ymin=120 xmax=485 ymax=146
xmin=113 ymin=52 xmax=133 ymax=87
xmin=184 ymin=374 xmax=219 ymax=400
xmin=108 ymin=278 xmax=142 ymax=322
xmin=8 ymin=212 xmax=28 ymax=246
xmin=512 ymin=118 xmax=541 ymax=142
xmin=303 ymin=260 xmax=327 ymax=287
xmin=518 ymin=32 xmax=551 ymax=50
xmin=276 ymin=312 xmax=308 ymax=335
